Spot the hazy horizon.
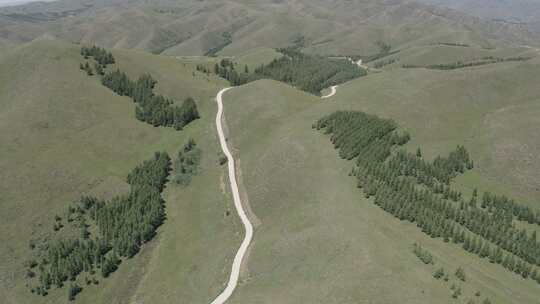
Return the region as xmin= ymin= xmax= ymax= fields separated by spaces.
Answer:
xmin=0 ymin=0 xmax=56 ymax=7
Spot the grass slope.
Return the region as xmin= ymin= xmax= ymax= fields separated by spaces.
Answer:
xmin=234 ymin=47 xmax=283 ymax=71
xmin=336 ymin=59 xmax=540 ymax=205
xmin=0 ymin=39 xmax=240 ymax=304
xmin=369 ymin=44 xmax=540 ymax=70
xmin=221 ymin=61 xmax=540 ymax=302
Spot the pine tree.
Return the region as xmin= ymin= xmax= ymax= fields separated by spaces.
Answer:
xmin=463 ymin=235 xmax=471 ymax=251
xmin=67 ymin=283 xmax=82 ymax=301
xmin=522 ymin=263 xmax=531 ymax=279
xmin=455 ymin=267 xmax=466 ymax=282
xmin=433 ymin=267 xmax=445 ymax=279
xmin=483 ymin=244 xmax=493 ymax=260
xmin=452 ymin=287 xmax=462 ymax=299
xmin=491 ymin=247 xmax=503 ymax=264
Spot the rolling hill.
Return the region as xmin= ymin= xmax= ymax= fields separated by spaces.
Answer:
xmin=0 ymin=38 xmax=246 ymax=304
xmin=1 ymin=0 xmax=540 ymax=303
xmin=418 ymin=0 xmax=540 ymax=24
xmin=366 ymin=43 xmax=540 ymax=70
xmin=1 ymin=0 xmax=539 ymax=56
xmin=418 ymin=0 xmax=540 ymax=35
xmin=221 ymin=56 xmax=540 ymax=303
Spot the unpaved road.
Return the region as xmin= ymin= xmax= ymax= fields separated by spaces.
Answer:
xmin=321 ymin=85 xmax=338 ymax=99
xmin=210 ymin=87 xmax=254 ymax=304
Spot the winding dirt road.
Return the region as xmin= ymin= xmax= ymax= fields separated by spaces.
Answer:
xmin=321 ymin=85 xmax=338 ymax=99
xmin=211 ymin=87 xmax=254 ymax=304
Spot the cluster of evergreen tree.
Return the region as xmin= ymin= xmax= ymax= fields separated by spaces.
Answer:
xmin=212 ymin=59 xmax=250 ymax=86
xmin=195 ymin=64 xmax=211 ymax=74
xmin=79 ymin=62 xmax=93 ymax=76
xmin=101 ymin=71 xmax=199 ymax=130
xmin=314 ymin=111 xmax=409 ymax=161
xmin=249 ymin=48 xmax=367 ymax=95
xmin=79 ymin=61 xmax=105 ymax=76
xmin=93 ymin=62 xmax=105 ymax=76
xmin=80 ymin=45 xmax=115 ymax=66
xmin=28 ymin=152 xmax=172 ymax=300
xmin=413 ymin=243 xmax=434 ymax=264
xmin=481 ymin=192 xmax=540 ymax=225
xmin=173 ymin=138 xmax=202 ymax=186
xmin=79 ymin=46 xmax=199 ymax=130
xmin=315 ymin=111 xmax=540 ymax=284
xmin=94 ymin=152 xmax=171 ymax=257
xmin=206 ymin=49 xmax=366 ymax=95
xmin=389 ymin=147 xmax=473 ymax=191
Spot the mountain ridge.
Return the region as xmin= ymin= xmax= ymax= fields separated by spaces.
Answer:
xmin=1 ymin=0 xmax=539 ymax=55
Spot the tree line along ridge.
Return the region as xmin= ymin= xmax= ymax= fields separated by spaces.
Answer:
xmin=403 ymin=56 xmax=531 ymax=70
xmin=196 ymin=47 xmax=367 ymax=95
xmin=315 ymin=111 xmax=540 ymax=286
xmin=22 ymin=44 xmax=206 ymax=301
xmin=80 ymin=45 xmax=200 ymax=130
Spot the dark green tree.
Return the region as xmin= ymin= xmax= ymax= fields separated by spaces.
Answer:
xmin=455 ymin=267 xmax=466 ymax=282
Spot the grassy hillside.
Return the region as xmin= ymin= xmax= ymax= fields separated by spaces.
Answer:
xmin=417 ymin=0 xmax=540 ymax=35
xmin=234 ymin=47 xmax=283 ymax=71
xmin=1 ymin=0 xmax=539 ymax=57
xmin=418 ymin=0 xmax=540 ymax=24
xmin=1 ymin=3 xmax=540 ymax=302
xmin=0 ymin=39 xmax=242 ymax=304
xmin=220 ymin=58 xmax=540 ymax=302
xmin=336 ymin=59 xmax=540 ymax=205
xmin=369 ymin=44 xmax=540 ymax=69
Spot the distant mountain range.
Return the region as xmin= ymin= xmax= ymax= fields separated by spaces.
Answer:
xmin=1 ymin=0 xmax=539 ymax=55
xmin=418 ymin=0 xmax=540 ymax=32
xmin=0 ymin=0 xmax=56 ymax=8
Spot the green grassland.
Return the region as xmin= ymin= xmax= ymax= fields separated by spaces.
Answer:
xmin=369 ymin=44 xmax=540 ymax=70
xmin=0 ymin=39 xmax=242 ymax=304
xmin=233 ymin=47 xmax=283 ymax=71
xmin=2 ymin=5 xmax=540 ymax=301
xmin=220 ymin=56 xmax=540 ymax=303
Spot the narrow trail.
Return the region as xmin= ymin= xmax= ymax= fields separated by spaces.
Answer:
xmin=210 ymin=87 xmax=254 ymax=304
xmin=321 ymin=85 xmax=338 ymax=99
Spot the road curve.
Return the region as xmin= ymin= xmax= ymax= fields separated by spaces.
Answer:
xmin=321 ymin=85 xmax=338 ymax=99
xmin=211 ymin=87 xmax=254 ymax=304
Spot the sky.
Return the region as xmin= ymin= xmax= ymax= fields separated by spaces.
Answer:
xmin=0 ymin=0 xmax=56 ymax=7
